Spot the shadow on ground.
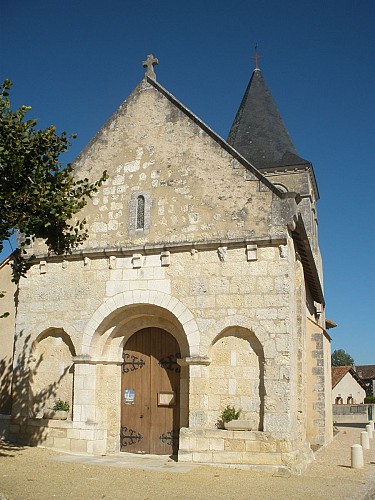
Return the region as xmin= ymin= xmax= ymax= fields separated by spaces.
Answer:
xmin=0 ymin=439 xmax=26 ymax=458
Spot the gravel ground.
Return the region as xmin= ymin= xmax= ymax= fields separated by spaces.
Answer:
xmin=0 ymin=425 xmax=374 ymax=500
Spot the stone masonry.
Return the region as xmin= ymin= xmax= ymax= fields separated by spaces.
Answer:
xmin=1 ymin=58 xmax=332 ymax=473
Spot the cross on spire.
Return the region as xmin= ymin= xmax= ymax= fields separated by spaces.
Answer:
xmin=142 ymin=54 xmax=158 ymax=80
xmin=251 ymin=44 xmax=262 ymax=70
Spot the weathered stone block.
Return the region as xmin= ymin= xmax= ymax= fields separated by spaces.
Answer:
xmin=192 ymin=451 xmax=213 ymax=463
xmin=209 ymin=438 xmax=225 ymax=451
xmin=177 ymin=451 xmax=193 ymax=462
xmin=245 ymin=440 xmax=262 ymax=452
xmin=49 ymin=428 xmax=68 ymax=438
xmin=53 ymin=437 xmax=71 ymax=450
xmin=242 ymin=451 xmax=282 ymax=465
xmin=211 ymin=451 xmax=243 ymax=464
xmin=70 ymin=438 xmax=88 ymax=453
xmin=224 ymin=438 xmax=245 ymax=451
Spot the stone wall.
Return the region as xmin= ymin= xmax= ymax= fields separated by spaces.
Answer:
xmin=9 ymin=232 xmax=322 ymax=471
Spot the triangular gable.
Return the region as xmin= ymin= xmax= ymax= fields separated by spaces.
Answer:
xmin=75 ymin=76 xmax=282 ymax=198
xmin=332 ymin=366 xmax=366 ymax=390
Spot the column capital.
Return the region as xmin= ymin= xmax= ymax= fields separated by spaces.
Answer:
xmin=177 ymin=356 xmax=211 ymax=366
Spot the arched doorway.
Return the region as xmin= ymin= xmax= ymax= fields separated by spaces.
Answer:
xmin=120 ymin=327 xmax=181 ymax=455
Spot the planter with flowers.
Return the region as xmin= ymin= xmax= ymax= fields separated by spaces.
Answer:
xmin=220 ymin=405 xmax=253 ymax=431
xmin=43 ymin=399 xmax=70 ymax=420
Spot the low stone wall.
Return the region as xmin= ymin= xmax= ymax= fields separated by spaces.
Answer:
xmin=6 ymin=418 xmax=314 ymax=472
xmin=332 ymin=404 xmax=374 ymax=424
xmin=178 ymin=427 xmax=313 ymax=473
xmin=334 ymin=414 xmax=368 ymax=424
xmin=8 ymin=418 xmax=107 ymax=454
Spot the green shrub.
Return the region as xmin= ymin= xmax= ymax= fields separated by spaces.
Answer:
xmin=220 ymin=405 xmax=241 ymax=423
xmin=52 ymin=399 xmax=70 ymax=412
xmin=364 ymin=396 xmax=375 ymax=404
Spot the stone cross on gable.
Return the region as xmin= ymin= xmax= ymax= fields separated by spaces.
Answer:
xmin=142 ymin=54 xmax=158 ymax=80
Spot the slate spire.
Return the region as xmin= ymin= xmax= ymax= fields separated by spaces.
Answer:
xmin=227 ymin=66 xmax=307 ymax=168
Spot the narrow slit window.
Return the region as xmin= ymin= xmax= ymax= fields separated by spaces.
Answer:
xmin=136 ymin=195 xmax=145 ymax=229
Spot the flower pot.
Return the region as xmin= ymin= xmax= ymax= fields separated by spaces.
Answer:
xmin=224 ymin=419 xmax=252 ymax=431
xmin=43 ymin=410 xmax=68 ymax=420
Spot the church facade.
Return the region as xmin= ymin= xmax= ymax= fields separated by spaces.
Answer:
xmin=0 ymin=55 xmax=333 ymax=472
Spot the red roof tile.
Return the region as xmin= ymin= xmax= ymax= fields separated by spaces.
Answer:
xmin=332 ymin=366 xmax=352 ymax=388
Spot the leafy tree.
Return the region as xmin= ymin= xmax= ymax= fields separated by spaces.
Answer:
xmin=0 ymin=79 xmax=107 ymax=281
xmin=331 ymin=349 xmax=354 ymax=367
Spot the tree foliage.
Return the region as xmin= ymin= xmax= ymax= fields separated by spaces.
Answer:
xmin=331 ymin=349 xmax=354 ymax=367
xmin=0 ymin=80 xmax=107 ymax=280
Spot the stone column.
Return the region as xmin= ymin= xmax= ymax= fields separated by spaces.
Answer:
xmin=71 ymin=357 xmax=122 ymax=454
xmin=178 ymin=356 xmax=211 ymax=428
xmin=72 ymin=358 xmax=97 ymax=423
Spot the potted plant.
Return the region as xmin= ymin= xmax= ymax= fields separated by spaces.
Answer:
xmin=43 ymin=399 xmax=70 ymax=420
xmin=220 ymin=405 xmax=253 ymax=430
xmin=219 ymin=405 xmax=241 ymax=429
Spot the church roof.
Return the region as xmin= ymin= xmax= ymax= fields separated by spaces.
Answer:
xmin=227 ymin=68 xmax=309 ymax=169
xmin=291 ymin=215 xmax=324 ymax=306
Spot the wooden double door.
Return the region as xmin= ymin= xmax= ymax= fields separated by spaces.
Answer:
xmin=120 ymin=328 xmax=181 ymax=455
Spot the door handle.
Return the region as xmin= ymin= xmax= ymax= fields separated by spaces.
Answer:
xmin=139 ymin=414 xmax=143 ymax=419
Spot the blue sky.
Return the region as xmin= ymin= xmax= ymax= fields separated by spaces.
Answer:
xmin=1 ymin=0 xmax=374 ymax=363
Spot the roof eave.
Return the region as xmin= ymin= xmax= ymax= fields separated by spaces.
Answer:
xmin=291 ymin=214 xmax=325 ymax=306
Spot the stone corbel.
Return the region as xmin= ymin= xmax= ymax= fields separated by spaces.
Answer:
xmin=314 ymin=301 xmax=323 ymax=318
xmin=217 ymin=247 xmax=227 ymax=262
xmin=132 ymin=254 xmax=143 ymax=269
xmin=279 ymin=245 xmax=288 ymax=259
xmin=160 ymin=251 xmax=171 ymax=266
xmin=246 ymin=244 xmax=257 ymax=261
xmin=287 ymin=214 xmax=298 ymax=232
xmin=190 ymin=248 xmax=199 ymax=261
